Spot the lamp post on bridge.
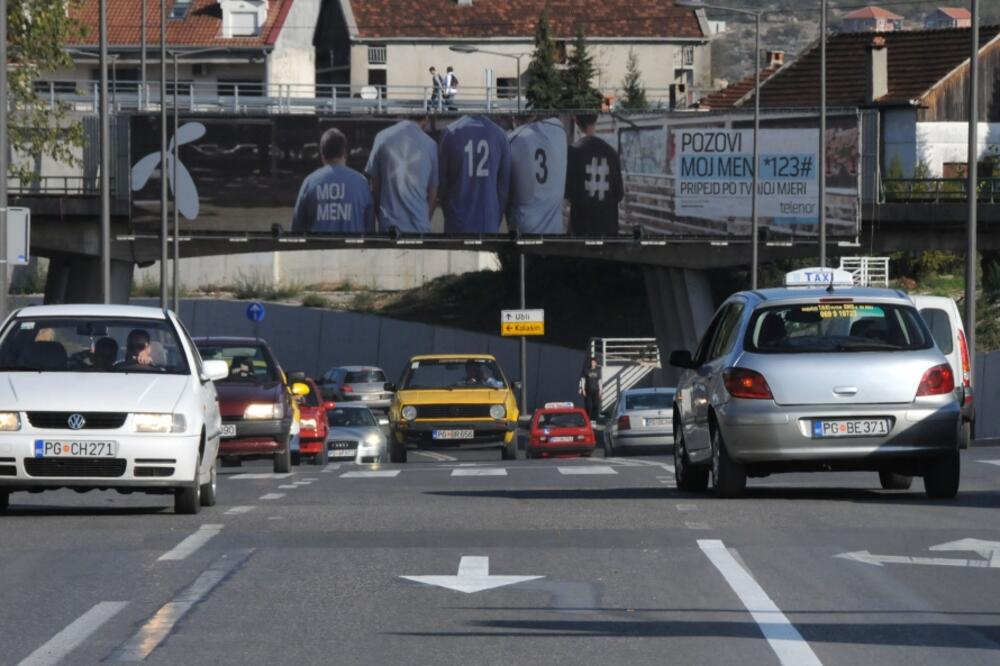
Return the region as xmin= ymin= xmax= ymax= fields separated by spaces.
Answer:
xmin=449 ymin=45 xmax=526 ymax=113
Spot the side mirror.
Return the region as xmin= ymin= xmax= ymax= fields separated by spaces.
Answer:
xmin=291 ymin=382 xmax=310 ymax=396
xmin=384 ymin=382 xmax=396 ymax=392
xmin=669 ymin=350 xmax=694 ymax=369
xmin=323 ymin=401 xmax=337 ymax=411
xmin=202 ymin=359 xmax=229 ymax=382
xmin=512 ymin=381 xmax=523 ymax=392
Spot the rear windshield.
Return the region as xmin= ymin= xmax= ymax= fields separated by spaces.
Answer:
xmin=196 ymin=344 xmax=279 ymax=383
xmin=625 ymin=392 xmax=675 ymax=410
xmin=345 ymin=369 xmax=386 ymax=384
xmin=920 ymin=308 xmax=954 ymax=354
xmin=327 ymin=407 xmax=376 ymax=427
xmin=746 ymin=302 xmax=933 ymax=353
xmin=538 ymin=412 xmax=587 ymax=428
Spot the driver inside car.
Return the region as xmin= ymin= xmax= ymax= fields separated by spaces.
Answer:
xmin=118 ymin=329 xmax=156 ymax=368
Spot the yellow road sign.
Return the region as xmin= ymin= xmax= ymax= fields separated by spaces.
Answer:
xmin=501 ymin=321 xmax=545 ymax=337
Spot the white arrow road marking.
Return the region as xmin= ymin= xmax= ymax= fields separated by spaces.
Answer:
xmin=699 ymin=540 xmax=823 ymax=666
xmin=158 ymin=524 xmax=224 ymax=562
xmin=17 ymin=601 xmax=129 ymax=666
xmin=401 ymin=556 xmax=544 ymax=594
xmin=837 ymin=538 xmax=1000 ymax=569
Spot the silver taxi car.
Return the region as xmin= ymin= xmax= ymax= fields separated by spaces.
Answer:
xmin=670 ymin=274 xmax=961 ymax=499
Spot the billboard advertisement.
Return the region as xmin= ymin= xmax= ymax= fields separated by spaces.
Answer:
xmin=128 ymin=111 xmax=860 ymax=240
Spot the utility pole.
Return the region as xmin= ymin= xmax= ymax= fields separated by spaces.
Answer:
xmin=172 ymin=52 xmax=180 ymax=313
xmin=159 ymin=0 xmax=168 ymax=308
xmin=519 ymin=253 xmax=528 ymax=414
xmin=965 ymin=0 xmax=979 ymax=383
xmin=99 ymin=0 xmax=111 ymax=302
xmin=141 ymin=0 xmax=147 ymax=110
xmin=0 ymin=0 xmax=8 ymax=318
xmin=819 ymin=0 xmax=827 ymax=268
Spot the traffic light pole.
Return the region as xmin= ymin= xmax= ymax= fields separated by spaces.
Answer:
xmin=519 ymin=252 xmax=527 ymax=415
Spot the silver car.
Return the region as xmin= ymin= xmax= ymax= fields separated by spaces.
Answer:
xmin=604 ymin=388 xmax=675 ymax=456
xmin=670 ymin=286 xmax=961 ymax=498
xmin=325 ymin=405 xmax=388 ymax=463
xmin=318 ymin=366 xmax=392 ymax=411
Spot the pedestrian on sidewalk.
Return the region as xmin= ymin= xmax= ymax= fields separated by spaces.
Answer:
xmin=579 ymin=357 xmax=602 ymax=421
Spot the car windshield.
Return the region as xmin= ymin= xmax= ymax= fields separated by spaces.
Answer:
xmin=345 ymin=369 xmax=386 ymax=384
xmin=0 ymin=316 xmax=189 ymax=374
xmin=746 ymin=302 xmax=933 ymax=353
xmin=401 ymin=359 xmax=507 ymax=390
xmin=328 ymin=407 xmax=376 ymax=427
xmin=538 ymin=412 xmax=587 ymax=428
xmin=299 ymin=384 xmax=321 ymax=407
xmin=196 ymin=344 xmax=279 ymax=383
xmin=625 ymin=392 xmax=675 ymax=410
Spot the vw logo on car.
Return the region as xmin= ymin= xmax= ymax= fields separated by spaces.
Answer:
xmin=67 ymin=413 xmax=86 ymax=430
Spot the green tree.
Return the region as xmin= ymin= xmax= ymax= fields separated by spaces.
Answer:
xmin=525 ymin=6 xmax=563 ymax=110
xmin=560 ymin=27 xmax=602 ymax=110
xmin=6 ymin=0 xmax=87 ymax=183
xmin=619 ymin=49 xmax=648 ymax=111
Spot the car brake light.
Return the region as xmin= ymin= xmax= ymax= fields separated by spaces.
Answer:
xmin=723 ymin=368 xmax=773 ymax=400
xmin=343 ymin=385 xmax=353 ymax=393
xmin=916 ymin=363 xmax=955 ymax=397
xmin=957 ymin=329 xmax=971 ymax=388
xmin=617 ymin=415 xmax=631 ymax=430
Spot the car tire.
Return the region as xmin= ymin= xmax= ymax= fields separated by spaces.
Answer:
xmin=959 ymin=420 xmax=972 ymax=450
xmin=674 ymin=428 xmax=709 ymax=492
xmin=274 ymin=444 xmax=292 ymax=474
xmin=0 ymin=491 xmax=9 ymax=512
xmin=710 ymin=426 xmax=746 ymax=498
xmin=312 ymin=445 xmax=328 ymax=466
xmin=175 ymin=463 xmax=202 ymax=515
xmin=604 ymin=432 xmax=619 ymax=458
xmin=878 ymin=471 xmax=912 ymax=491
xmin=501 ymin=439 xmax=517 ymax=460
xmin=389 ymin=438 xmax=407 ymax=463
xmin=200 ymin=459 xmax=218 ymax=507
xmin=923 ymin=450 xmax=960 ymax=499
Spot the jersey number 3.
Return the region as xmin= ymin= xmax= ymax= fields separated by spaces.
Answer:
xmin=534 ymin=148 xmax=548 ymax=184
xmin=464 ymin=139 xmax=490 ymax=178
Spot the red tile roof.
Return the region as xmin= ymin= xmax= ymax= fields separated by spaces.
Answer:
xmin=936 ymin=7 xmax=972 ymax=20
xmin=842 ymin=6 xmax=904 ymax=21
xmin=69 ymin=0 xmax=291 ymax=48
xmin=722 ymin=25 xmax=1000 ymax=109
xmin=347 ymin=0 xmax=705 ymax=40
xmin=697 ymin=65 xmax=781 ymax=109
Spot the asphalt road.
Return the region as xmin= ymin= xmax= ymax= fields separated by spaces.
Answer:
xmin=3 ymin=445 xmax=1000 ymax=665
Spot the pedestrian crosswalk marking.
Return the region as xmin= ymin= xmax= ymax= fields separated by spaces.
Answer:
xmin=340 ymin=470 xmax=401 ymax=478
xmin=450 ymin=468 xmax=508 ymax=477
xmin=557 ymin=465 xmax=618 ymax=475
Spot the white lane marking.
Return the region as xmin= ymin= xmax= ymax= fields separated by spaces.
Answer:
xmin=685 ymin=521 xmax=711 ymax=530
xmin=223 ymin=505 xmax=256 ymax=516
xmin=112 ymin=550 xmax=253 ymax=662
xmin=595 ymin=458 xmax=646 ymax=467
xmin=300 ymin=477 xmax=319 ymax=482
xmin=558 ymin=465 xmax=618 ymax=475
xmin=978 ymin=460 xmax=1000 ymax=467
xmin=340 ymin=470 xmax=400 ymax=478
xmin=451 ymin=468 xmax=508 ymax=477
xmin=158 ymin=524 xmax=224 ymax=562
xmin=228 ymin=473 xmax=294 ymax=480
xmin=413 ymin=450 xmax=458 ymax=462
xmin=321 ymin=463 xmax=341 ymax=473
xmin=292 ymin=481 xmax=313 ymax=486
xmin=259 ymin=493 xmax=285 ymax=500
xmin=278 ymin=485 xmax=298 ymax=489
xmin=699 ymin=540 xmax=822 ymax=666
xmin=18 ymin=601 xmax=129 ymax=666
xmin=676 ymin=503 xmax=698 ymax=512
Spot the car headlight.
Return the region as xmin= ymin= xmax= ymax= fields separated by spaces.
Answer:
xmin=0 ymin=412 xmax=21 ymax=431
xmin=300 ymin=418 xmax=318 ymax=430
xmin=489 ymin=404 xmax=506 ymax=420
xmin=244 ymin=403 xmax=282 ymax=420
xmin=364 ymin=433 xmax=381 ymax=446
xmin=401 ymin=405 xmax=417 ymax=421
xmin=134 ymin=413 xmax=186 ymax=433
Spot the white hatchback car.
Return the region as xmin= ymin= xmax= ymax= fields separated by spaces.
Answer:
xmin=0 ymin=305 xmax=228 ymax=514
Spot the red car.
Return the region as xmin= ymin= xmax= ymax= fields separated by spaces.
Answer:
xmin=293 ymin=377 xmax=335 ymax=466
xmin=526 ymin=403 xmax=596 ymax=459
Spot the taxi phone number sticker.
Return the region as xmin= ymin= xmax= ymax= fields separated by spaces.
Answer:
xmin=34 ymin=440 xmax=118 ymax=458
xmin=801 ymin=304 xmax=884 ymax=319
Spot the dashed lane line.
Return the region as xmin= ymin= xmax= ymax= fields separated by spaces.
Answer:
xmin=685 ymin=522 xmax=712 ymax=530
xmin=676 ymin=503 xmax=698 ymax=512
xmin=450 ymin=468 xmax=508 ymax=477
xmin=699 ymin=539 xmax=822 ymax=666
xmin=223 ymin=505 xmax=256 ymax=516
xmin=557 ymin=465 xmax=618 ymax=475
xmin=227 ymin=473 xmax=294 ymax=480
xmin=259 ymin=493 xmax=285 ymax=500
xmin=157 ymin=524 xmax=224 ymax=562
xmin=17 ymin=601 xmax=129 ymax=666
xmin=111 ymin=550 xmax=254 ymax=662
xmin=278 ymin=485 xmax=298 ymax=489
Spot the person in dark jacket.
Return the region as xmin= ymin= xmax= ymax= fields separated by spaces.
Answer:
xmin=565 ymin=113 xmax=624 ymax=236
xmin=579 ymin=357 xmax=602 ymax=421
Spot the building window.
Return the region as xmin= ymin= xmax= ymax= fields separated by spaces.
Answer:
xmin=496 ymin=77 xmax=518 ymax=98
xmin=683 ymin=46 xmax=695 ymax=67
xmin=367 ymin=45 xmax=387 ymax=65
xmin=170 ymin=0 xmax=192 ymax=20
xmin=230 ymin=12 xmax=260 ymax=36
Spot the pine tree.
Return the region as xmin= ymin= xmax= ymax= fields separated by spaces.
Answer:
xmin=620 ymin=49 xmax=648 ymax=111
xmin=525 ymin=6 xmax=563 ymax=110
xmin=560 ymin=27 xmax=602 ymax=110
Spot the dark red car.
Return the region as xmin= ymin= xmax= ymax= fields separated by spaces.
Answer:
xmin=194 ymin=337 xmax=299 ymax=473
xmin=292 ymin=376 xmax=334 ymax=465
xmin=526 ymin=403 xmax=596 ymax=459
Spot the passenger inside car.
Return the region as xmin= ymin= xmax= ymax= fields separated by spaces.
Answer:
xmin=91 ymin=337 xmax=119 ymax=371
xmin=229 ymin=356 xmax=254 ymax=379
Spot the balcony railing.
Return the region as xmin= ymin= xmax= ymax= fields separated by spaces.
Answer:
xmin=7 ymin=175 xmax=115 ymax=196
xmin=882 ymin=178 xmax=1000 ymax=204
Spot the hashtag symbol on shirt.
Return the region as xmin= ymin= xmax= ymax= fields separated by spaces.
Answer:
xmin=584 ymin=157 xmax=610 ymax=201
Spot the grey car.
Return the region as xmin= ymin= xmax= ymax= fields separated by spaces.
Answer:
xmin=670 ymin=286 xmax=961 ymax=499
xmin=318 ymin=366 xmax=392 ymax=411
xmin=604 ymin=388 xmax=675 ymax=456
xmin=326 ymin=405 xmax=388 ymax=463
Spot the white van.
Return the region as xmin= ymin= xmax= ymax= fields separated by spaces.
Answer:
xmin=910 ymin=295 xmax=974 ymax=448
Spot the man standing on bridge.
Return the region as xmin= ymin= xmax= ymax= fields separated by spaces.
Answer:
xmin=292 ymin=128 xmax=374 ymax=233
xmin=565 ymin=114 xmax=623 ymax=236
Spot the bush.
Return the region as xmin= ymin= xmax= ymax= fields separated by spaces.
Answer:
xmin=232 ymin=271 xmax=304 ymax=301
xmin=351 ymin=290 xmax=378 ymax=312
xmin=132 ymin=275 xmax=160 ymax=297
xmin=301 ymin=293 xmax=330 ymax=309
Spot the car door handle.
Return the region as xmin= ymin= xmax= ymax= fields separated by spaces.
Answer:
xmin=833 ymin=386 xmax=858 ymax=396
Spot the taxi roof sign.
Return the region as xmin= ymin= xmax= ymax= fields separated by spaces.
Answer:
xmin=784 ymin=267 xmax=856 ymax=289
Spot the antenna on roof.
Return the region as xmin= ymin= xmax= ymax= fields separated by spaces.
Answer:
xmin=826 ymin=270 xmax=836 ymax=293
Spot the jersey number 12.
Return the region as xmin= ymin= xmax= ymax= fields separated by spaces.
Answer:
xmin=464 ymin=139 xmax=490 ymax=178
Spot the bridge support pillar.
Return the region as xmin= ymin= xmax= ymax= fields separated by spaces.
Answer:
xmin=43 ymin=254 xmax=134 ymax=305
xmin=643 ymin=267 xmax=716 ymax=383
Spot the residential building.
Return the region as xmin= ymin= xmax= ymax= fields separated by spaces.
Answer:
xmin=924 ymin=8 xmax=973 ymax=30
xmin=840 ymin=6 xmax=905 ymax=33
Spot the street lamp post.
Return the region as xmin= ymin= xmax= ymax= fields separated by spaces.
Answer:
xmin=966 ymin=0 xmax=980 ymax=384
xmin=449 ymin=45 xmax=525 ymax=113
xmin=819 ymin=0 xmax=827 ymax=268
xmin=99 ymin=0 xmax=111 ymax=303
xmin=160 ymin=0 xmax=168 ymax=309
xmin=678 ymin=1 xmax=763 ymax=288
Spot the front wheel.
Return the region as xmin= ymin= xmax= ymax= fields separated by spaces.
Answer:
xmin=711 ymin=426 xmax=746 ymax=498
xmin=923 ymin=450 xmax=960 ymax=499
xmin=878 ymin=471 xmax=912 ymax=490
xmin=200 ymin=459 xmax=218 ymax=507
xmin=389 ymin=437 xmax=407 ymax=463
xmin=501 ymin=438 xmax=517 ymax=460
xmin=960 ymin=420 xmax=972 ymax=450
xmin=274 ymin=443 xmax=292 ymax=474
xmin=674 ymin=428 xmax=709 ymax=492
xmin=312 ymin=445 xmax=328 ymax=466
xmin=175 ymin=462 xmax=202 ymax=514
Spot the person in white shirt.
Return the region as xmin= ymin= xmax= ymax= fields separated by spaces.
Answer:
xmin=444 ymin=66 xmax=459 ymax=111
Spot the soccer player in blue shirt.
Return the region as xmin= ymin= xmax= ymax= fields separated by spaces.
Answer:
xmin=438 ymin=115 xmax=511 ymax=234
xmin=291 ymin=128 xmax=374 ymax=233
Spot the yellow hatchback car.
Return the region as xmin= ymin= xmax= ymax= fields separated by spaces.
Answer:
xmin=387 ymin=354 xmax=521 ymax=462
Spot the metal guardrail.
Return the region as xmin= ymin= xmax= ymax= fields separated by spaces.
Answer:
xmin=7 ymin=175 xmax=115 ymax=196
xmin=589 ymin=338 xmax=661 ymax=366
xmin=838 ymin=256 xmax=890 ymax=288
xmin=882 ymin=178 xmax=1000 ymax=204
